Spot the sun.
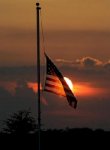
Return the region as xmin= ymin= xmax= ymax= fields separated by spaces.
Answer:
xmin=64 ymin=77 xmax=74 ymax=92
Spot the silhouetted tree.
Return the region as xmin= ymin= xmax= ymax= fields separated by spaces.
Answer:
xmin=2 ymin=110 xmax=37 ymax=135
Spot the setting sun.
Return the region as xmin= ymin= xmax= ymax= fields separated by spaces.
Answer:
xmin=64 ymin=77 xmax=74 ymax=92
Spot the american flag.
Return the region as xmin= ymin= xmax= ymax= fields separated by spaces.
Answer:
xmin=44 ymin=53 xmax=77 ymax=109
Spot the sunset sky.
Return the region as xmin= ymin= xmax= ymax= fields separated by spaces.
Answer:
xmin=0 ymin=0 xmax=110 ymax=130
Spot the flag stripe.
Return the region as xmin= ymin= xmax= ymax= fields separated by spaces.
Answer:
xmin=46 ymin=74 xmax=68 ymax=87
xmin=45 ymin=75 xmax=72 ymax=91
xmin=46 ymin=77 xmax=61 ymax=84
xmin=44 ymin=83 xmax=74 ymax=97
xmin=46 ymin=77 xmax=58 ymax=83
xmin=45 ymin=83 xmax=62 ymax=89
xmin=44 ymin=88 xmax=65 ymax=97
xmin=46 ymin=75 xmax=60 ymax=82
xmin=45 ymin=80 xmax=72 ymax=95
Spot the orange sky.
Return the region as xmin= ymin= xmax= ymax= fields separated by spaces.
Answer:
xmin=27 ymin=81 xmax=106 ymax=99
xmin=0 ymin=0 xmax=110 ymax=66
xmin=1 ymin=0 xmax=110 ymax=30
xmin=1 ymin=1 xmax=110 ymax=130
xmin=0 ymin=65 xmax=110 ymax=130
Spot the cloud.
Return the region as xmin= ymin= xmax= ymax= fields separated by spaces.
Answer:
xmin=55 ymin=56 xmax=110 ymax=75
xmin=55 ymin=59 xmax=74 ymax=66
xmin=0 ymin=81 xmax=17 ymax=96
xmin=27 ymin=82 xmax=42 ymax=93
xmin=27 ymin=82 xmax=48 ymax=105
xmin=103 ymin=60 xmax=110 ymax=70
xmin=54 ymin=56 xmax=103 ymax=68
xmin=0 ymin=57 xmax=110 ymax=90
xmin=0 ymin=87 xmax=12 ymax=101
xmin=0 ymin=57 xmax=110 ymax=86
xmin=76 ymin=57 xmax=102 ymax=67
xmin=0 ymin=60 xmax=110 ymax=130
xmin=0 ymin=85 xmax=37 ymax=130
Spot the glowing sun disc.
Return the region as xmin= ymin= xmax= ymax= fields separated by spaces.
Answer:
xmin=64 ymin=77 xmax=74 ymax=91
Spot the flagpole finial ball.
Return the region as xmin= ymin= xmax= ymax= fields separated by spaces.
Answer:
xmin=36 ymin=3 xmax=40 ymax=6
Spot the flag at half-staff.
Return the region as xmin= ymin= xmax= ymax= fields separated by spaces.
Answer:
xmin=44 ymin=53 xmax=77 ymax=109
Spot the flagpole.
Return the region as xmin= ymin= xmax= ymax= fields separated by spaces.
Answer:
xmin=36 ymin=3 xmax=41 ymax=150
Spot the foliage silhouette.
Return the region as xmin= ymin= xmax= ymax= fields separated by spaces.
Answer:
xmin=2 ymin=110 xmax=37 ymax=135
xmin=1 ymin=110 xmax=110 ymax=150
xmin=0 ymin=126 xmax=110 ymax=150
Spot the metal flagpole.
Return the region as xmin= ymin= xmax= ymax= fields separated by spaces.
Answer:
xmin=36 ymin=3 xmax=41 ymax=150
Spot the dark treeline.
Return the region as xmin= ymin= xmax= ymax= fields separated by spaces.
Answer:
xmin=1 ymin=110 xmax=110 ymax=150
xmin=1 ymin=128 xmax=110 ymax=150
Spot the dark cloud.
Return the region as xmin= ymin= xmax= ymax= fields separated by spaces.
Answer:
xmin=0 ymin=56 xmax=110 ymax=85
xmin=0 ymin=87 xmax=12 ymax=101
xmin=103 ymin=61 xmax=110 ymax=70
xmin=0 ymin=57 xmax=110 ymax=130
xmin=0 ymin=66 xmax=36 ymax=81
xmin=0 ymin=83 xmax=37 ymax=129
xmin=77 ymin=57 xmax=102 ymax=67
xmin=0 ymin=56 xmax=110 ymax=87
xmin=55 ymin=57 xmax=110 ymax=80
xmin=0 ymin=82 xmax=110 ymax=130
